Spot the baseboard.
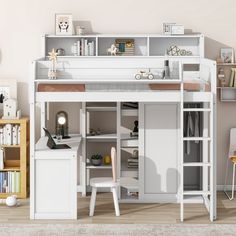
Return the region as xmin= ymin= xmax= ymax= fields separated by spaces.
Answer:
xmin=217 ymin=185 xmax=236 ymax=191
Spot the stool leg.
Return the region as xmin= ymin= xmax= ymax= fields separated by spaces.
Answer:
xmin=231 ymin=163 xmax=236 ymax=200
xmin=89 ymin=187 xmax=97 ymax=216
xmin=111 ymin=187 xmax=120 ymax=216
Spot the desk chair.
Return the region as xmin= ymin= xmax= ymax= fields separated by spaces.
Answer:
xmin=89 ymin=147 xmax=120 ymax=216
xmin=224 ymin=128 xmax=236 ymax=200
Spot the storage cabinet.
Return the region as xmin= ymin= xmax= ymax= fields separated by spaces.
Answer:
xmin=33 ymin=136 xmax=80 ymax=219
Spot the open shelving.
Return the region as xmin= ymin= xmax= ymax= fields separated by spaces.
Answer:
xmin=0 ymin=118 xmax=29 ymax=198
xmin=42 ymin=34 xmax=204 ymax=58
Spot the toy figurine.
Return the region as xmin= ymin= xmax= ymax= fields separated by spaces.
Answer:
xmin=130 ymin=120 xmax=138 ymax=137
xmin=107 ymin=44 xmax=119 ymax=56
xmin=135 ymin=69 xmax=154 ymax=80
xmin=48 ymin=48 xmax=58 ymax=79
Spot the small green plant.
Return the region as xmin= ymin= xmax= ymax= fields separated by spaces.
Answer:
xmin=91 ymin=154 xmax=103 ymax=160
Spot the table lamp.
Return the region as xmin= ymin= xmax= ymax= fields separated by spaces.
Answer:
xmin=55 ymin=111 xmax=70 ymax=139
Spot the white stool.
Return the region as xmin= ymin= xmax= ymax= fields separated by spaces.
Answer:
xmin=89 ymin=147 xmax=120 ymax=216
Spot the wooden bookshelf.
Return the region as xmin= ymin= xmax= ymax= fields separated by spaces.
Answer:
xmin=0 ymin=117 xmax=29 ymax=198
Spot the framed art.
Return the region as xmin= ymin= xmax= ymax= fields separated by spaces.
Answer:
xmin=220 ymin=48 xmax=234 ymax=64
xmin=55 ymin=14 xmax=73 ymax=35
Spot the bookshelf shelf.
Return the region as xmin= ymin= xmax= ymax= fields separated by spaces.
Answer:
xmin=0 ymin=117 xmax=29 ymax=198
xmin=42 ymin=34 xmax=204 ymax=58
xmin=1 ymin=145 xmax=20 ymax=148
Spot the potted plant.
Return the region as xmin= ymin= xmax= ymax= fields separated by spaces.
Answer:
xmin=90 ymin=154 xmax=103 ymax=166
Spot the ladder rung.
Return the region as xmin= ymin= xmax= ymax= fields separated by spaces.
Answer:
xmin=183 ymin=191 xmax=210 ymax=195
xmin=183 ymin=137 xmax=211 ymax=141
xmin=182 ymin=162 xmax=211 ymax=167
xmin=183 ymin=108 xmax=211 ymax=112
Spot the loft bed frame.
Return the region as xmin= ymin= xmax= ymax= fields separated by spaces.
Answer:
xmin=30 ymin=34 xmax=217 ymax=222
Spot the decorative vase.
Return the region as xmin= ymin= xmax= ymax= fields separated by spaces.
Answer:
xmin=91 ymin=158 xmax=102 ymax=166
xmin=103 ymin=155 xmax=111 ymax=165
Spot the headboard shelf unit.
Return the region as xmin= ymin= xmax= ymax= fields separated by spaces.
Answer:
xmin=42 ymin=34 xmax=204 ymax=58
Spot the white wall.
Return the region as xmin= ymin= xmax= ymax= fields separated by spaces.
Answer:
xmin=0 ymin=0 xmax=235 ymax=185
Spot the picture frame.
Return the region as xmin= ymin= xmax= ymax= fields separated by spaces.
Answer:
xmin=220 ymin=48 xmax=234 ymax=64
xmin=55 ymin=13 xmax=73 ymax=35
xmin=115 ymin=39 xmax=135 ymax=56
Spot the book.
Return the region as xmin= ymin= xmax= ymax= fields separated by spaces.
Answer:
xmin=84 ymin=39 xmax=88 ymax=56
xmin=77 ymin=40 xmax=81 ymax=56
xmin=0 ymin=127 xmax=3 ymax=145
xmin=0 ymin=148 xmax=4 ymax=170
xmin=233 ymin=68 xmax=236 ymax=87
xmin=89 ymin=41 xmax=95 ymax=56
xmin=16 ymin=172 xmax=20 ymax=193
xmin=5 ymin=124 xmax=12 ymax=145
xmin=81 ymin=38 xmax=85 ymax=56
xmin=17 ymin=126 xmax=21 ymax=145
xmin=229 ymin=68 xmax=235 ymax=87
xmin=12 ymin=125 xmax=18 ymax=145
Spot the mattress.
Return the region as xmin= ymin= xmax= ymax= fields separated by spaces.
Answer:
xmin=149 ymin=79 xmax=211 ymax=92
xmin=37 ymin=84 xmax=85 ymax=92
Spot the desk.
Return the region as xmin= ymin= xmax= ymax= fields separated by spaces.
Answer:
xmin=32 ymin=135 xmax=81 ymax=219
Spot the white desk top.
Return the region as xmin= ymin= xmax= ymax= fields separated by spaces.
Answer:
xmin=35 ymin=134 xmax=82 ymax=158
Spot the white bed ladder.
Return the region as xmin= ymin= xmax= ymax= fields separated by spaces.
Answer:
xmin=180 ymin=87 xmax=215 ymax=222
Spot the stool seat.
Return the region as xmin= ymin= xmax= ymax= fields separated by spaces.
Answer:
xmin=90 ymin=177 xmax=119 ymax=188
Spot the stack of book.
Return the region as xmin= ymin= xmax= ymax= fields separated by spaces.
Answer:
xmin=229 ymin=68 xmax=236 ymax=87
xmin=0 ymin=124 xmax=20 ymax=145
xmin=0 ymin=171 xmax=21 ymax=193
xmin=77 ymin=39 xmax=95 ymax=56
xmin=127 ymin=158 xmax=138 ymax=168
xmin=115 ymin=39 xmax=135 ymax=56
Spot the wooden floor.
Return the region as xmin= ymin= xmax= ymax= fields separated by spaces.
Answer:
xmin=0 ymin=192 xmax=236 ymax=224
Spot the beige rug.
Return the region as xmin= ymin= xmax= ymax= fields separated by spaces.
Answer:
xmin=0 ymin=224 xmax=236 ymax=236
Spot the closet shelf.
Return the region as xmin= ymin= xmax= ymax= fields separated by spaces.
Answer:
xmin=183 ymin=108 xmax=211 ymax=112
xmin=183 ymin=137 xmax=211 ymax=141
xmin=183 ymin=162 xmax=211 ymax=167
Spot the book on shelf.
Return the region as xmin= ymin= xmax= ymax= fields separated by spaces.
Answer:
xmin=0 ymin=124 xmax=20 ymax=145
xmin=76 ymin=38 xmax=95 ymax=56
xmin=0 ymin=171 xmax=20 ymax=194
xmin=0 ymin=148 xmax=4 ymax=170
xmin=229 ymin=68 xmax=236 ymax=87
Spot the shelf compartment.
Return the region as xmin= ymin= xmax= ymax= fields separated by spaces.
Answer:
xmin=121 ymin=139 xmax=138 ymax=148
xmin=149 ymin=37 xmax=200 ymax=56
xmin=45 ymin=36 xmax=97 ymax=57
xmin=98 ymin=37 xmax=148 ymax=56
xmin=220 ymin=87 xmax=236 ymax=101
xmin=121 ymin=109 xmax=138 ymax=116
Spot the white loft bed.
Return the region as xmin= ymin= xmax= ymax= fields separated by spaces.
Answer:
xmin=30 ymin=34 xmax=217 ymax=222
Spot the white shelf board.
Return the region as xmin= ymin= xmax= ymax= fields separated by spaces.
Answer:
xmin=86 ymin=106 xmax=116 ymax=112
xmin=45 ymin=33 xmax=202 ymax=38
xmin=120 ymin=177 xmax=139 ymax=190
xmin=86 ymin=165 xmax=112 ymax=169
xmin=183 ymin=191 xmax=210 ymax=195
xmin=183 ymin=195 xmax=204 ymax=203
xmin=183 ymin=162 xmax=211 ymax=167
xmin=86 ymin=133 xmax=117 ymax=140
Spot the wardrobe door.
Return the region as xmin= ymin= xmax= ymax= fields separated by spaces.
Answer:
xmin=139 ymin=103 xmax=179 ymax=202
